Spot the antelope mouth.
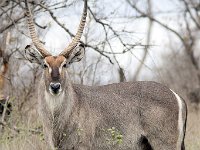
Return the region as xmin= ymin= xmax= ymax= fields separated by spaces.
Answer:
xmin=49 ymin=88 xmax=62 ymax=96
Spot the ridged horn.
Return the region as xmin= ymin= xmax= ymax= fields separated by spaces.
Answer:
xmin=25 ymin=0 xmax=51 ymax=57
xmin=59 ymin=0 xmax=87 ymax=57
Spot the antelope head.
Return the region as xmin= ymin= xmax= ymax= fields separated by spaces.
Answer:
xmin=24 ymin=0 xmax=87 ymax=96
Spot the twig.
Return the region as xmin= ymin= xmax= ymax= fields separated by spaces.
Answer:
xmin=126 ymin=0 xmax=185 ymax=44
xmin=0 ymin=120 xmax=42 ymax=135
xmin=37 ymin=2 xmax=114 ymax=64
xmin=0 ymin=97 xmax=10 ymax=132
xmin=0 ymin=7 xmax=29 ymax=37
xmin=1 ymin=97 xmax=9 ymax=124
xmin=37 ymin=3 xmax=74 ymax=37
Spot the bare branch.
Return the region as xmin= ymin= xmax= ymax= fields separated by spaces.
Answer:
xmin=126 ymin=0 xmax=185 ymax=44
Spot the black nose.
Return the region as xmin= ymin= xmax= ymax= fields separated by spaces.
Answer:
xmin=50 ymin=83 xmax=61 ymax=93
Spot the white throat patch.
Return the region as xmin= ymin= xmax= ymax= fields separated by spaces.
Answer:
xmin=45 ymin=91 xmax=65 ymax=113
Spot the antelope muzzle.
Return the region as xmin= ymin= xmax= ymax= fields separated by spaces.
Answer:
xmin=49 ymin=82 xmax=61 ymax=95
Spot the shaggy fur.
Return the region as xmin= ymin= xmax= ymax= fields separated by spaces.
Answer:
xmin=38 ymin=79 xmax=187 ymax=150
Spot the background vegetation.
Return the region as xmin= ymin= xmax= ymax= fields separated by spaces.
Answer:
xmin=0 ymin=0 xmax=200 ymax=149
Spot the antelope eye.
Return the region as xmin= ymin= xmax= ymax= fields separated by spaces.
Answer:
xmin=63 ymin=63 xmax=67 ymax=68
xmin=43 ymin=63 xmax=48 ymax=69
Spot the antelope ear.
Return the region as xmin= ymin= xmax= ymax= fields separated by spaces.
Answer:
xmin=24 ymin=45 xmax=44 ymax=64
xmin=68 ymin=43 xmax=85 ymax=64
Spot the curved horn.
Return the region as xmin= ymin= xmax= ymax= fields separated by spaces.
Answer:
xmin=25 ymin=0 xmax=51 ymax=57
xmin=60 ymin=0 xmax=87 ymax=57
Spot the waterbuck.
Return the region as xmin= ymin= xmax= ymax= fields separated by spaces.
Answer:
xmin=24 ymin=0 xmax=187 ymax=149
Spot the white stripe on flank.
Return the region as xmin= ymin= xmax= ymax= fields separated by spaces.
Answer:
xmin=170 ymin=89 xmax=184 ymax=149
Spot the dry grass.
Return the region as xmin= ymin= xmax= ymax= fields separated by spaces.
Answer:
xmin=0 ymin=135 xmax=48 ymax=150
xmin=185 ymin=105 xmax=200 ymax=150
xmin=0 ymin=106 xmax=49 ymax=150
